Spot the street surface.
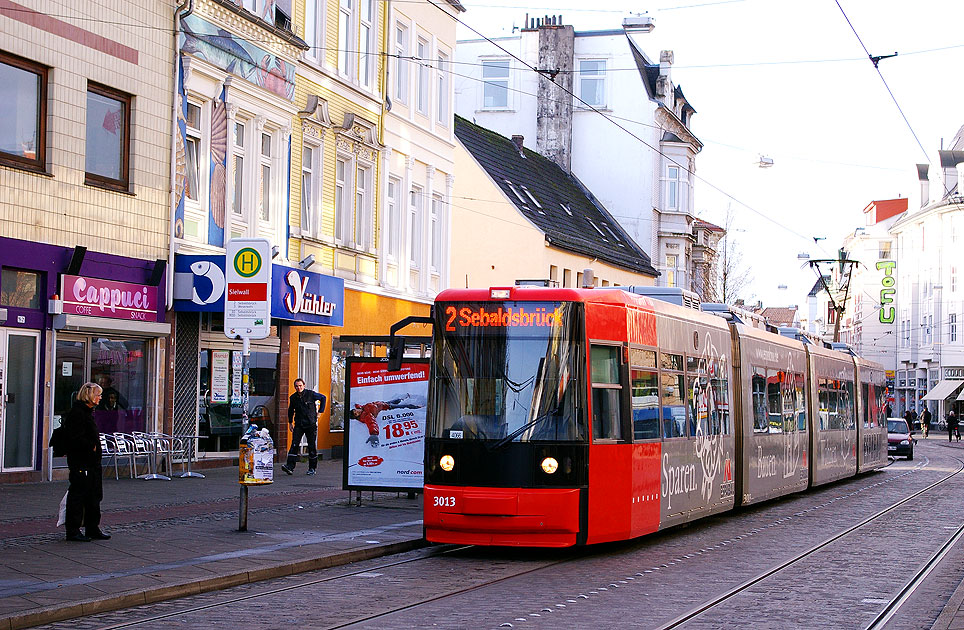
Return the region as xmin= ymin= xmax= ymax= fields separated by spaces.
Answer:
xmin=26 ymin=439 xmax=964 ymax=630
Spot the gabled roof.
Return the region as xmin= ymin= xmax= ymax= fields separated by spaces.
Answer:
xmin=760 ymin=306 xmax=798 ymax=327
xmin=693 ymin=218 xmax=724 ymax=232
xmin=454 ymin=115 xmax=658 ymax=277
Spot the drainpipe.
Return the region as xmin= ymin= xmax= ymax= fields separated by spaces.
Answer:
xmin=167 ymin=0 xmax=195 ymax=311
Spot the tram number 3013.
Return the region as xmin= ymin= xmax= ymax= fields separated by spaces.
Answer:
xmin=433 ymin=496 xmax=457 ymax=508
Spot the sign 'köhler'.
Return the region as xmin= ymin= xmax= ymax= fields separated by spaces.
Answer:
xmin=271 ymin=265 xmax=344 ymax=327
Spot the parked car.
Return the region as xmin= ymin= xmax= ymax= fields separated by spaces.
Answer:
xmin=887 ymin=417 xmax=914 ymax=460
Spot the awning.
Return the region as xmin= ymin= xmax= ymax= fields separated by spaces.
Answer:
xmin=922 ymin=380 xmax=964 ymax=401
xmin=957 ymin=385 xmax=964 ymax=401
xmin=52 ymin=314 xmax=170 ymax=338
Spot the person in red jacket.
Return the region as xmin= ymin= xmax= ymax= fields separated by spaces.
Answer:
xmin=350 ymin=395 xmax=422 ymax=446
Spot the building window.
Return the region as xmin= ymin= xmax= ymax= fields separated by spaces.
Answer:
xmin=952 ymin=266 xmax=958 ymax=293
xmin=1 ymin=268 xmax=42 ymax=309
xmin=387 ymin=177 xmax=401 ymax=260
xmin=666 ymin=165 xmax=680 ymax=210
xmin=355 ymin=163 xmax=372 ymax=250
xmin=359 ymin=0 xmax=374 ymax=88
xmin=335 ymin=155 xmax=352 ymax=244
xmin=85 ymin=83 xmax=130 ymax=190
xmin=563 ymin=268 xmax=571 ymax=288
xmin=437 ymin=52 xmax=450 ymax=125
xmin=416 ymin=38 xmax=429 ymax=115
xmin=301 ymin=143 xmax=320 ymax=236
xmin=579 ymin=59 xmax=606 ymax=107
xmin=430 ymin=194 xmax=443 ymax=272
xmin=951 ymin=313 xmax=957 ymax=343
xmin=231 ymin=121 xmax=245 ymax=217
xmin=879 ymin=240 xmax=892 ymax=259
xmin=409 ymin=185 xmax=423 ymax=268
xmin=304 ymin=0 xmax=324 ymax=63
xmin=666 ymin=254 xmax=678 ymax=287
xmin=258 ymin=132 xmax=272 ymax=222
xmin=482 ymin=59 xmax=509 ymax=109
xmin=338 ymin=0 xmax=354 ymax=76
xmin=0 ymin=52 xmax=46 ymax=172
xmin=298 ymin=342 xmax=320 ymax=392
xmin=184 ymin=102 xmax=202 ymax=203
xmin=394 ymin=24 xmax=409 ymax=104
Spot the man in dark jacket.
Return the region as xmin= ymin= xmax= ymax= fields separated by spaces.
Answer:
xmin=281 ymin=378 xmax=326 ymax=475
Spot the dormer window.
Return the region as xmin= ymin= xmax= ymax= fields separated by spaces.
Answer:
xmin=586 ymin=218 xmax=607 ymax=239
xmin=520 ymin=185 xmax=543 ymax=211
xmin=560 ymin=203 xmax=573 ymax=216
xmin=503 ymin=179 xmax=528 ymax=205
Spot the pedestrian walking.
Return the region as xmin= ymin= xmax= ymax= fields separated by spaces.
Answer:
xmin=946 ymin=410 xmax=958 ymax=443
xmin=281 ymin=378 xmax=326 ymax=476
xmin=63 ymin=382 xmax=110 ymax=542
xmin=921 ymin=408 xmax=931 ymax=439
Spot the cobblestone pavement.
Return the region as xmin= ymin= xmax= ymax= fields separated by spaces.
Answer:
xmin=34 ymin=440 xmax=964 ymax=630
xmin=0 ymin=460 xmax=425 ymax=630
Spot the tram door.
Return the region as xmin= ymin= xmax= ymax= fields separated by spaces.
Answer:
xmin=0 ymin=329 xmax=40 ymax=471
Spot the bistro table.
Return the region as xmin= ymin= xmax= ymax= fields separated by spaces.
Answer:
xmin=176 ymin=435 xmax=206 ymax=478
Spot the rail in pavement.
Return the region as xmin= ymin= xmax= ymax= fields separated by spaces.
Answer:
xmin=0 ymin=460 xmax=425 ymax=630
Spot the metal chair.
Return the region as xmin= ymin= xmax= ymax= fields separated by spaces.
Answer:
xmin=149 ymin=433 xmax=185 ymax=476
xmin=128 ymin=432 xmax=169 ymax=480
xmin=110 ymin=433 xmax=138 ymax=478
xmin=100 ymin=434 xmax=131 ymax=480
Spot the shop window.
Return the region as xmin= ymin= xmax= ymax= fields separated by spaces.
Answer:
xmin=85 ymin=82 xmax=131 ymax=191
xmin=1 ymin=268 xmax=42 ymax=309
xmin=198 ymin=348 xmax=278 ymax=452
xmin=0 ymin=51 xmax=46 ymax=172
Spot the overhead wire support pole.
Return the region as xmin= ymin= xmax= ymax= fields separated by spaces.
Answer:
xmin=807 ymin=256 xmax=862 ymax=343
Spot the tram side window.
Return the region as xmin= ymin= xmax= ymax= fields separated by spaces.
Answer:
xmin=766 ymin=369 xmax=783 ymax=433
xmin=591 ymin=344 xmax=623 ymax=440
xmin=861 ymin=382 xmax=870 ymax=428
xmin=709 ymin=358 xmax=730 ymax=435
xmin=752 ymin=367 xmax=768 ymax=433
xmin=841 ymin=379 xmax=856 ymax=430
xmin=875 ymin=384 xmax=887 ymax=426
xmin=631 ymin=369 xmax=659 ymax=440
xmin=661 ymin=372 xmax=687 ymax=439
xmin=794 ymin=373 xmax=807 ymax=431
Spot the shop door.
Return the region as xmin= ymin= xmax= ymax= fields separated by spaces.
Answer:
xmin=0 ymin=329 xmax=40 ymax=471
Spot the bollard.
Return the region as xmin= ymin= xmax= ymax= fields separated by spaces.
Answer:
xmin=239 ymin=485 xmax=248 ymax=531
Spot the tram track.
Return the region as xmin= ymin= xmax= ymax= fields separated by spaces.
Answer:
xmin=652 ymin=453 xmax=964 ymax=630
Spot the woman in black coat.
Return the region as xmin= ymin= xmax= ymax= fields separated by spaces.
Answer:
xmin=62 ymin=382 xmax=110 ymax=542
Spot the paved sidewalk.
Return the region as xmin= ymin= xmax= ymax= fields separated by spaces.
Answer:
xmin=0 ymin=460 xmax=424 ymax=630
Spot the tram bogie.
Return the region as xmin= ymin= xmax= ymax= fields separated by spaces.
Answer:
xmin=423 ymin=287 xmax=887 ymax=548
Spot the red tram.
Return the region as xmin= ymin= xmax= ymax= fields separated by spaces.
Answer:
xmin=422 ymin=286 xmax=888 ymax=547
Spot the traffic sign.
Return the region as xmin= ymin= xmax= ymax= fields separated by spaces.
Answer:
xmin=224 ymin=238 xmax=271 ymax=339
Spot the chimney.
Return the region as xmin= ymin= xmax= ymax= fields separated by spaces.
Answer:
xmin=511 ymin=134 xmax=525 ymax=156
xmin=917 ymin=163 xmax=929 ymax=207
xmin=535 ymin=21 xmax=575 ymax=170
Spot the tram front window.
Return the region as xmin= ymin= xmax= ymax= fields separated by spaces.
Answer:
xmin=429 ymin=301 xmax=585 ymax=443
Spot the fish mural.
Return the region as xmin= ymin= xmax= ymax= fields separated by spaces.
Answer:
xmin=180 ymin=14 xmax=295 ymax=101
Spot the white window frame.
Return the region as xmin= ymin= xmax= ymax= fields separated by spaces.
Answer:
xmin=338 ymin=0 xmax=355 ymax=78
xmin=437 ymin=50 xmax=450 ymax=126
xmin=304 ymin=0 xmax=325 ymax=65
xmin=481 ymin=58 xmax=510 ymax=110
xmin=335 ymin=154 xmax=354 ymax=245
xmin=359 ymin=0 xmax=374 ymax=88
xmin=409 ymin=185 xmax=423 ymax=269
xmin=578 ymin=58 xmax=607 ymax=108
xmin=950 ymin=313 xmax=957 ymax=343
xmin=387 ymin=176 xmax=401 ymax=261
xmin=258 ymin=130 xmax=274 ymax=225
xmin=230 ymin=119 xmax=247 ymax=236
xmin=301 ymin=141 xmax=321 ymax=238
xmin=355 ymin=161 xmax=374 ymax=251
xmin=416 ymin=37 xmax=430 ymax=116
xmin=183 ymin=98 xmax=209 ymax=243
xmin=666 ymin=165 xmax=680 ymax=210
xmin=394 ymin=23 xmax=409 ymax=104
xmin=666 ymin=254 xmax=678 ymax=287
xmin=298 ymin=342 xmax=320 ymax=392
xmin=430 ymin=193 xmax=442 ymax=272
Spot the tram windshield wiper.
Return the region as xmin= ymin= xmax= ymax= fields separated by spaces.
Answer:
xmin=489 ymin=409 xmax=559 ymax=450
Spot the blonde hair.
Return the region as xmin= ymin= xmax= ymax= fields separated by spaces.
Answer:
xmin=77 ymin=382 xmax=103 ymax=405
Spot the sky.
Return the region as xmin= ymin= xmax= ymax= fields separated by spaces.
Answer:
xmin=450 ymin=0 xmax=964 ymax=308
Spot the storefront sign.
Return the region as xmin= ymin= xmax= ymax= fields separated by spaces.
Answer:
xmin=174 ymin=254 xmax=344 ymax=327
xmin=61 ymin=275 xmax=160 ymax=322
xmin=272 ymin=267 xmax=344 ymax=327
xmin=211 ymin=350 xmax=230 ymax=403
xmin=945 ymin=368 xmax=964 ymax=379
xmin=224 ymin=239 xmax=271 ymax=339
xmin=343 ymin=358 xmax=429 ymax=491
xmin=877 ymin=260 xmax=896 ymax=324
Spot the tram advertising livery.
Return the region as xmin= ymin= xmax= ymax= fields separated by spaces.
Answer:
xmin=423 ymin=287 xmax=888 ymax=548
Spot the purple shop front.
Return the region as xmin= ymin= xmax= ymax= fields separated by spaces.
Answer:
xmin=0 ymin=236 xmax=169 ymax=478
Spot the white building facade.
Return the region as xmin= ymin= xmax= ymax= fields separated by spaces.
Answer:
xmin=453 ymin=16 xmax=704 ymax=292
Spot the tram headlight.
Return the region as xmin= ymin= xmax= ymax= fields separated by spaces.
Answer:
xmin=540 ymin=457 xmax=559 ymax=474
xmin=439 ymin=454 xmax=455 ymax=472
